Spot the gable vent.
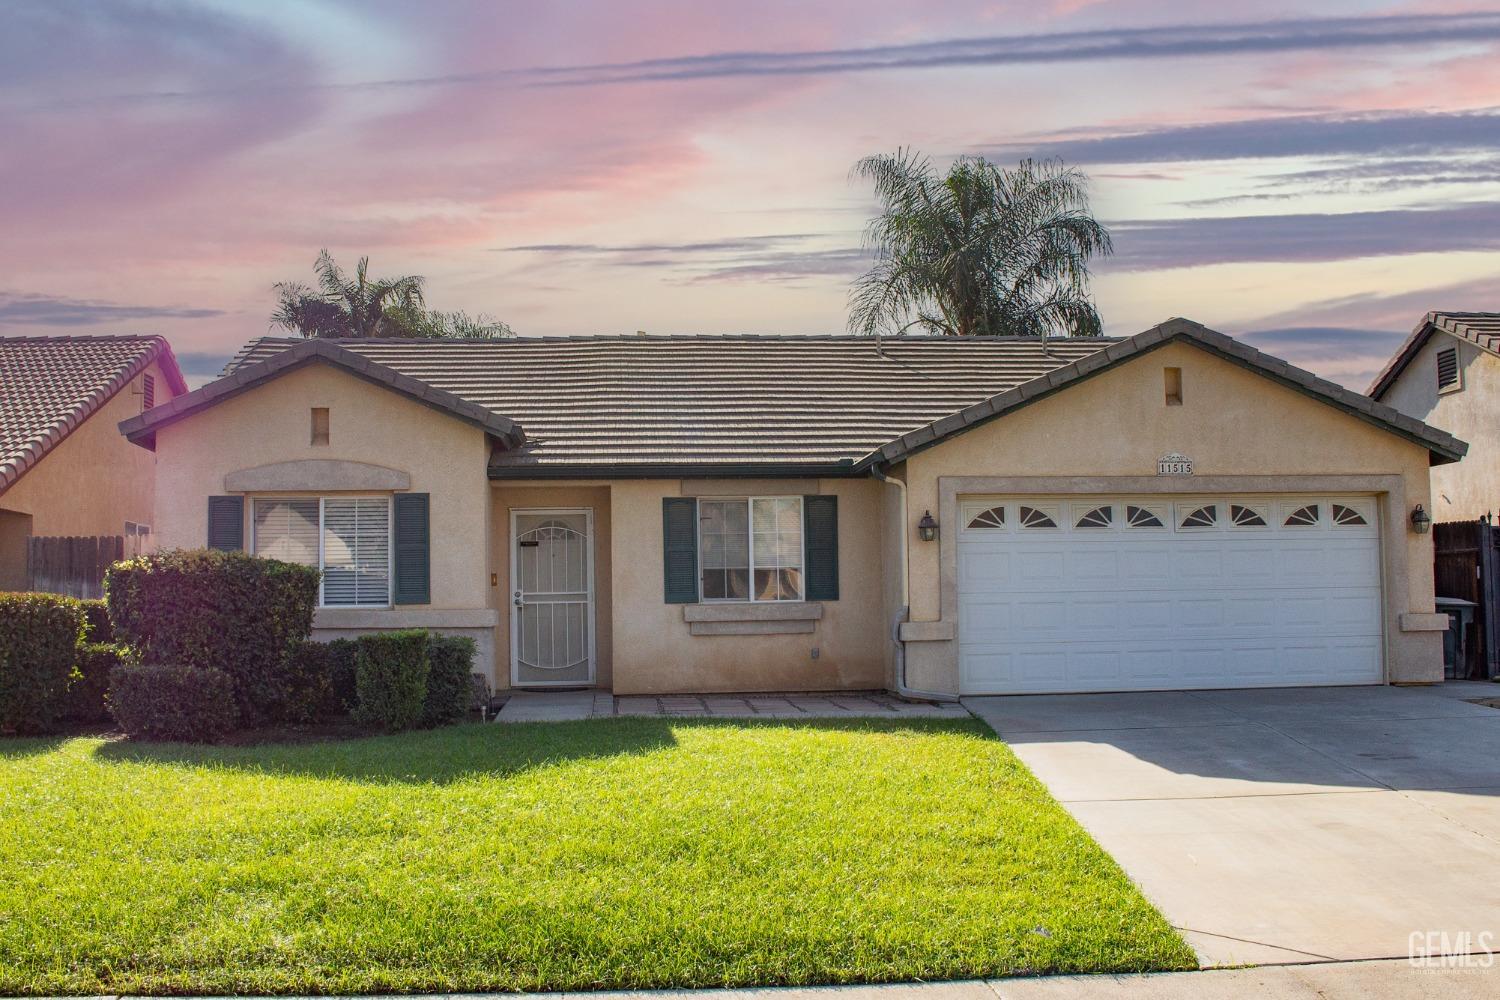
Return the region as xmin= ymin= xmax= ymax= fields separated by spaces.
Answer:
xmin=142 ymin=373 xmax=156 ymax=410
xmin=1437 ymin=347 xmax=1460 ymax=392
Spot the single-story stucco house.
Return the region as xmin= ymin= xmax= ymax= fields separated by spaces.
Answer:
xmin=1368 ymin=311 xmax=1499 ymax=523
xmin=1 ymin=335 xmax=186 ymax=591
xmin=119 ymin=317 xmax=1467 ymax=698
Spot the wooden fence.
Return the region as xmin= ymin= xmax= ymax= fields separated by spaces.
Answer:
xmin=27 ymin=535 xmax=125 ymax=600
xmin=1433 ymin=517 xmax=1499 ymax=679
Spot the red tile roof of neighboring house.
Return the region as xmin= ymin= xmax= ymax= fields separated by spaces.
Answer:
xmin=1368 ymin=311 xmax=1500 ymax=400
xmin=0 ymin=335 xmax=186 ymax=493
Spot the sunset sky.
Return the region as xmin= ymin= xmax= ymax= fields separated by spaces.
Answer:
xmin=3 ymin=1 xmax=1498 ymax=388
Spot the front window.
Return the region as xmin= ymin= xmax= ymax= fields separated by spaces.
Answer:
xmin=700 ymin=497 xmax=803 ymax=602
xmin=252 ymin=497 xmax=391 ymax=607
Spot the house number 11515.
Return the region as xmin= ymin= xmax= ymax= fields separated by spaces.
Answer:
xmin=1157 ymin=453 xmax=1194 ymax=476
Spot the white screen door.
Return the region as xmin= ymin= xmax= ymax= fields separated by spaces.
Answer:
xmin=511 ymin=509 xmax=595 ymax=686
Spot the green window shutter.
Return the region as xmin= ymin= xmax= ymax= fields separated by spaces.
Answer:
xmin=207 ymin=495 xmax=244 ymax=551
xmin=393 ymin=493 xmax=431 ymax=605
xmin=803 ymin=494 xmax=839 ymax=601
xmin=662 ymin=497 xmax=699 ymax=604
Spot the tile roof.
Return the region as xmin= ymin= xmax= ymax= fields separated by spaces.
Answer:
xmin=215 ymin=334 xmax=1117 ymax=474
xmin=121 ymin=338 xmax=523 ymax=450
xmin=129 ymin=321 xmax=1465 ymax=477
xmin=1 ymin=335 xmax=186 ymax=493
xmin=1369 ymin=311 xmax=1500 ymax=399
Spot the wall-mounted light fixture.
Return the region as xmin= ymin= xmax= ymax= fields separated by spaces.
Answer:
xmin=917 ymin=510 xmax=939 ymax=542
xmin=1411 ymin=504 xmax=1432 ymax=534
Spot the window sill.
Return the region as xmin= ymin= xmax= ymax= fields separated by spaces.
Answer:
xmin=682 ymin=602 xmax=823 ymax=636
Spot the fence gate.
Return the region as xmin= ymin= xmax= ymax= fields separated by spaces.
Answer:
xmin=26 ymin=535 xmax=125 ymax=599
xmin=1433 ymin=518 xmax=1499 ymax=679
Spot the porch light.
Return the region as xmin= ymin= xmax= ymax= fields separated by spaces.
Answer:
xmin=1411 ymin=504 xmax=1432 ymax=534
xmin=917 ymin=510 xmax=939 ymax=542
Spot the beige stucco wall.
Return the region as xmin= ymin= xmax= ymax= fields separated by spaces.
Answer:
xmin=0 ymin=360 xmax=174 ymax=536
xmin=489 ymin=485 xmax=613 ymax=690
xmin=152 ymin=361 xmax=498 ymax=676
xmin=897 ymin=340 xmax=1443 ymax=693
xmin=1380 ymin=333 xmax=1498 ymax=523
xmin=605 ymin=478 xmax=888 ymax=694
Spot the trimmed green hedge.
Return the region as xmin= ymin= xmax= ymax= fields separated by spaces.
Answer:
xmin=0 ymin=592 xmax=85 ymax=734
xmin=79 ymin=599 xmax=112 ymax=645
xmin=109 ymin=662 xmax=237 ymax=743
xmin=353 ymin=630 xmax=430 ymax=732
xmin=286 ymin=637 xmax=361 ymax=722
xmin=64 ymin=642 xmax=124 ymax=725
xmin=105 ymin=549 xmax=320 ymax=726
xmin=423 ymin=634 xmax=476 ymax=727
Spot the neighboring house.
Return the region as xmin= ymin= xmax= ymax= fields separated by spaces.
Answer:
xmin=0 ymin=335 xmax=186 ymax=591
xmin=119 ymin=317 xmax=1464 ymax=697
xmin=1369 ymin=311 xmax=1499 ymax=523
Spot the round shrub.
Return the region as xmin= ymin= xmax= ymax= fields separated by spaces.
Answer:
xmin=65 ymin=642 xmax=124 ymax=725
xmin=105 ymin=549 xmax=319 ymax=726
xmin=353 ymin=630 xmax=430 ymax=732
xmin=109 ymin=662 xmax=237 ymax=743
xmin=0 ymin=592 xmax=85 ymax=734
xmin=422 ymin=634 xmax=476 ymax=728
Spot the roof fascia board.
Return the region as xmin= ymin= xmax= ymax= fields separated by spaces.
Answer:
xmin=487 ymin=461 xmax=860 ymax=480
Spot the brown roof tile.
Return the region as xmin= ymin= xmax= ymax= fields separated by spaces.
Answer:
xmin=0 ymin=335 xmax=185 ymax=493
xmin=217 ymin=334 xmax=1116 ymax=473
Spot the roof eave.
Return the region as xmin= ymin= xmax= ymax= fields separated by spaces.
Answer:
xmin=487 ymin=459 xmax=861 ymax=480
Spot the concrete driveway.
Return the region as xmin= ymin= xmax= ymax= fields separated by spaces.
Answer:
xmin=965 ymin=682 xmax=1500 ymax=968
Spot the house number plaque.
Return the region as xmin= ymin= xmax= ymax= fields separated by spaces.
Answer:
xmin=1157 ymin=453 xmax=1193 ymax=476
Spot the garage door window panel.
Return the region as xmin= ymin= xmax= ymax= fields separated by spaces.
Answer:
xmin=1283 ymin=503 xmax=1320 ymax=527
xmin=1230 ymin=503 xmax=1270 ymax=528
xmin=1019 ymin=505 xmax=1059 ymax=529
xmin=1075 ymin=505 xmax=1114 ymax=529
xmin=1178 ymin=504 xmax=1219 ymax=529
xmin=964 ymin=505 xmax=1007 ymax=530
xmin=1126 ymin=505 xmax=1166 ymax=529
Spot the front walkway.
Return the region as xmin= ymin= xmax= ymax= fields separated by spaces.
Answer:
xmin=964 ymin=682 xmax=1500 ymax=968
xmin=495 ymin=690 xmax=970 ymax=723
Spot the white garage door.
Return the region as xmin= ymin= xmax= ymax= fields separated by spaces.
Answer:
xmin=957 ymin=496 xmax=1383 ymax=694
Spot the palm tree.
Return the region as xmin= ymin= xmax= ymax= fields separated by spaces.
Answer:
xmin=849 ymin=150 xmax=1112 ymax=339
xmin=271 ymin=251 xmax=512 ymax=338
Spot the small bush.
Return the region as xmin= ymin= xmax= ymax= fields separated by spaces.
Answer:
xmin=65 ymin=642 xmax=124 ymax=724
xmin=423 ymin=633 xmax=476 ymax=727
xmin=287 ymin=638 xmax=361 ymax=721
xmin=353 ymin=630 xmax=429 ymax=732
xmin=106 ymin=549 xmax=320 ymax=726
xmin=109 ymin=662 xmax=237 ymax=743
xmin=0 ymin=592 xmax=85 ymax=733
xmin=79 ymin=599 xmax=113 ymax=645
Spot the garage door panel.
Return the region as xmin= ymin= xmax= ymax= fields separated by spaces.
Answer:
xmin=958 ymin=494 xmax=1384 ymax=694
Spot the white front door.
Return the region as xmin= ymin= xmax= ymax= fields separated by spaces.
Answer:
xmin=957 ymin=496 xmax=1384 ymax=694
xmin=511 ymin=509 xmax=595 ymax=687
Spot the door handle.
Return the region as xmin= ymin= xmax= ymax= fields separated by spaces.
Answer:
xmin=513 ymin=591 xmax=525 ymax=609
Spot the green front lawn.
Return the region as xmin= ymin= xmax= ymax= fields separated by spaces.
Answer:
xmin=0 ymin=718 xmax=1194 ymax=994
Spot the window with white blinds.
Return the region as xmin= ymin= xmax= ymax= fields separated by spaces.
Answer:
xmin=251 ymin=497 xmax=391 ymax=607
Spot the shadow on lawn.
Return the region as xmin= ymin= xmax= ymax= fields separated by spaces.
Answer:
xmin=0 ymin=734 xmax=70 ymax=759
xmin=91 ymin=718 xmax=685 ymax=786
xmin=88 ymin=716 xmax=979 ymax=786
